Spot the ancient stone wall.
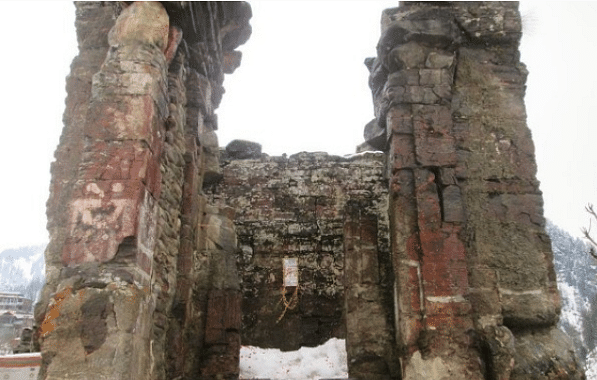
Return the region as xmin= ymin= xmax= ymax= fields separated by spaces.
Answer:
xmin=365 ymin=2 xmax=583 ymax=379
xmin=36 ymin=2 xmax=251 ymax=379
xmin=217 ymin=150 xmax=397 ymax=377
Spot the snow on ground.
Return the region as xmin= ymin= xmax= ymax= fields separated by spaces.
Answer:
xmin=240 ymin=338 xmax=348 ymax=379
xmin=587 ymin=348 xmax=597 ymax=380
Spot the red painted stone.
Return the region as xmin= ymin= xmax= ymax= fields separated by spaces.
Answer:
xmin=415 ymin=169 xmax=442 ymax=232
xmin=79 ymin=140 xmax=162 ymax=197
xmin=421 ymin=262 xmax=468 ymax=297
xmin=405 ymin=234 xmax=421 ymax=262
xmin=426 ymin=314 xmax=473 ymax=335
xmin=165 ymin=25 xmax=183 ymax=65
xmin=425 ymin=300 xmax=472 ymax=317
xmin=62 ymin=180 xmax=149 ymax=265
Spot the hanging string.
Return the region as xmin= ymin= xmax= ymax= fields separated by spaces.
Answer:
xmin=276 ymin=284 xmax=299 ymax=323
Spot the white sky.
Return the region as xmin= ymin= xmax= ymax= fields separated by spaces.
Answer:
xmin=0 ymin=1 xmax=595 ymax=253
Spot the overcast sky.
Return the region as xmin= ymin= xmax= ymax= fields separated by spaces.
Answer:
xmin=0 ymin=1 xmax=595 ymax=253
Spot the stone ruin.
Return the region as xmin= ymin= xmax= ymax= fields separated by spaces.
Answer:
xmin=33 ymin=1 xmax=586 ymax=379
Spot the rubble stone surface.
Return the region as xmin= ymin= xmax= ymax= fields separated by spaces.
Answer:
xmin=218 ymin=151 xmax=397 ymax=377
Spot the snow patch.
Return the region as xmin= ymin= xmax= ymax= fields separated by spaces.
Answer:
xmin=558 ymin=281 xmax=584 ymax=335
xmin=587 ymin=348 xmax=597 ymax=380
xmin=240 ymin=338 xmax=348 ymax=379
xmin=14 ymin=258 xmax=33 ymax=281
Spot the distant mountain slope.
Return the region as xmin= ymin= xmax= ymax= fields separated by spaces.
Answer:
xmin=547 ymin=220 xmax=597 ymax=374
xmin=0 ymin=244 xmax=46 ymax=301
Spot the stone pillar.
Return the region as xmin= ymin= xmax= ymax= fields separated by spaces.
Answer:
xmin=36 ymin=2 xmax=251 ymax=379
xmin=199 ymin=207 xmax=243 ymax=379
xmin=344 ymin=199 xmax=397 ymax=379
xmin=366 ymin=2 xmax=584 ymax=379
xmin=36 ymin=2 xmax=169 ymax=379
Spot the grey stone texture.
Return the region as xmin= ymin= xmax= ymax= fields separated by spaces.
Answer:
xmin=218 ymin=152 xmax=398 ymax=378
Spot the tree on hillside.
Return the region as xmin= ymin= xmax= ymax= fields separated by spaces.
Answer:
xmin=581 ymin=203 xmax=597 ymax=260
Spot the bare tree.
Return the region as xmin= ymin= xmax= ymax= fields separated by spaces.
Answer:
xmin=582 ymin=203 xmax=597 ymax=260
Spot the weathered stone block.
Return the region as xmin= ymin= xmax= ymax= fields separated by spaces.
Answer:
xmin=204 ymin=213 xmax=237 ymax=253
xmin=204 ymin=290 xmax=241 ymax=345
xmin=107 ymin=2 xmax=169 ymax=51
xmin=438 ymin=167 xmax=457 ymax=186
xmin=363 ymin=118 xmax=387 ymax=151
xmin=225 ymin=139 xmax=262 ymax=160
xmin=501 ymin=290 xmax=559 ymax=328
xmin=386 ymin=105 xmax=413 ymax=135
xmin=380 ymin=6 xmax=458 ymax=48
xmin=389 ymin=42 xmax=426 ymax=69
xmin=415 ymin=134 xmax=457 ymax=167
xmin=74 ymin=2 xmax=119 ymax=49
xmin=223 ymin=50 xmax=242 ymax=74
xmin=84 ymin=95 xmax=161 ymax=146
xmin=92 ymin=71 xmax=165 ymax=98
xmin=62 ymin=180 xmax=156 ymax=267
xmin=389 ymin=134 xmax=416 ymax=171
xmin=402 ymin=85 xmax=440 ymax=104
xmin=78 ymin=140 xmax=162 ymax=197
xmin=413 ymin=104 xmax=453 ymax=135
xmin=452 ymin=2 xmax=521 ymax=44
xmin=387 ymin=69 xmax=420 ymax=86
xmin=425 ymin=51 xmax=454 ymax=69
xmin=187 ymin=70 xmax=213 ymax=117
xmin=40 ymin=283 xmax=151 ymax=380
xmin=511 ymin=328 xmax=584 ymax=380
xmin=467 ymin=288 xmax=502 ymax=317
xmin=395 ymin=264 xmax=422 ymax=316
xmin=442 ymin=185 xmax=465 ymax=222
xmin=419 ymin=68 xmax=452 ymax=86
